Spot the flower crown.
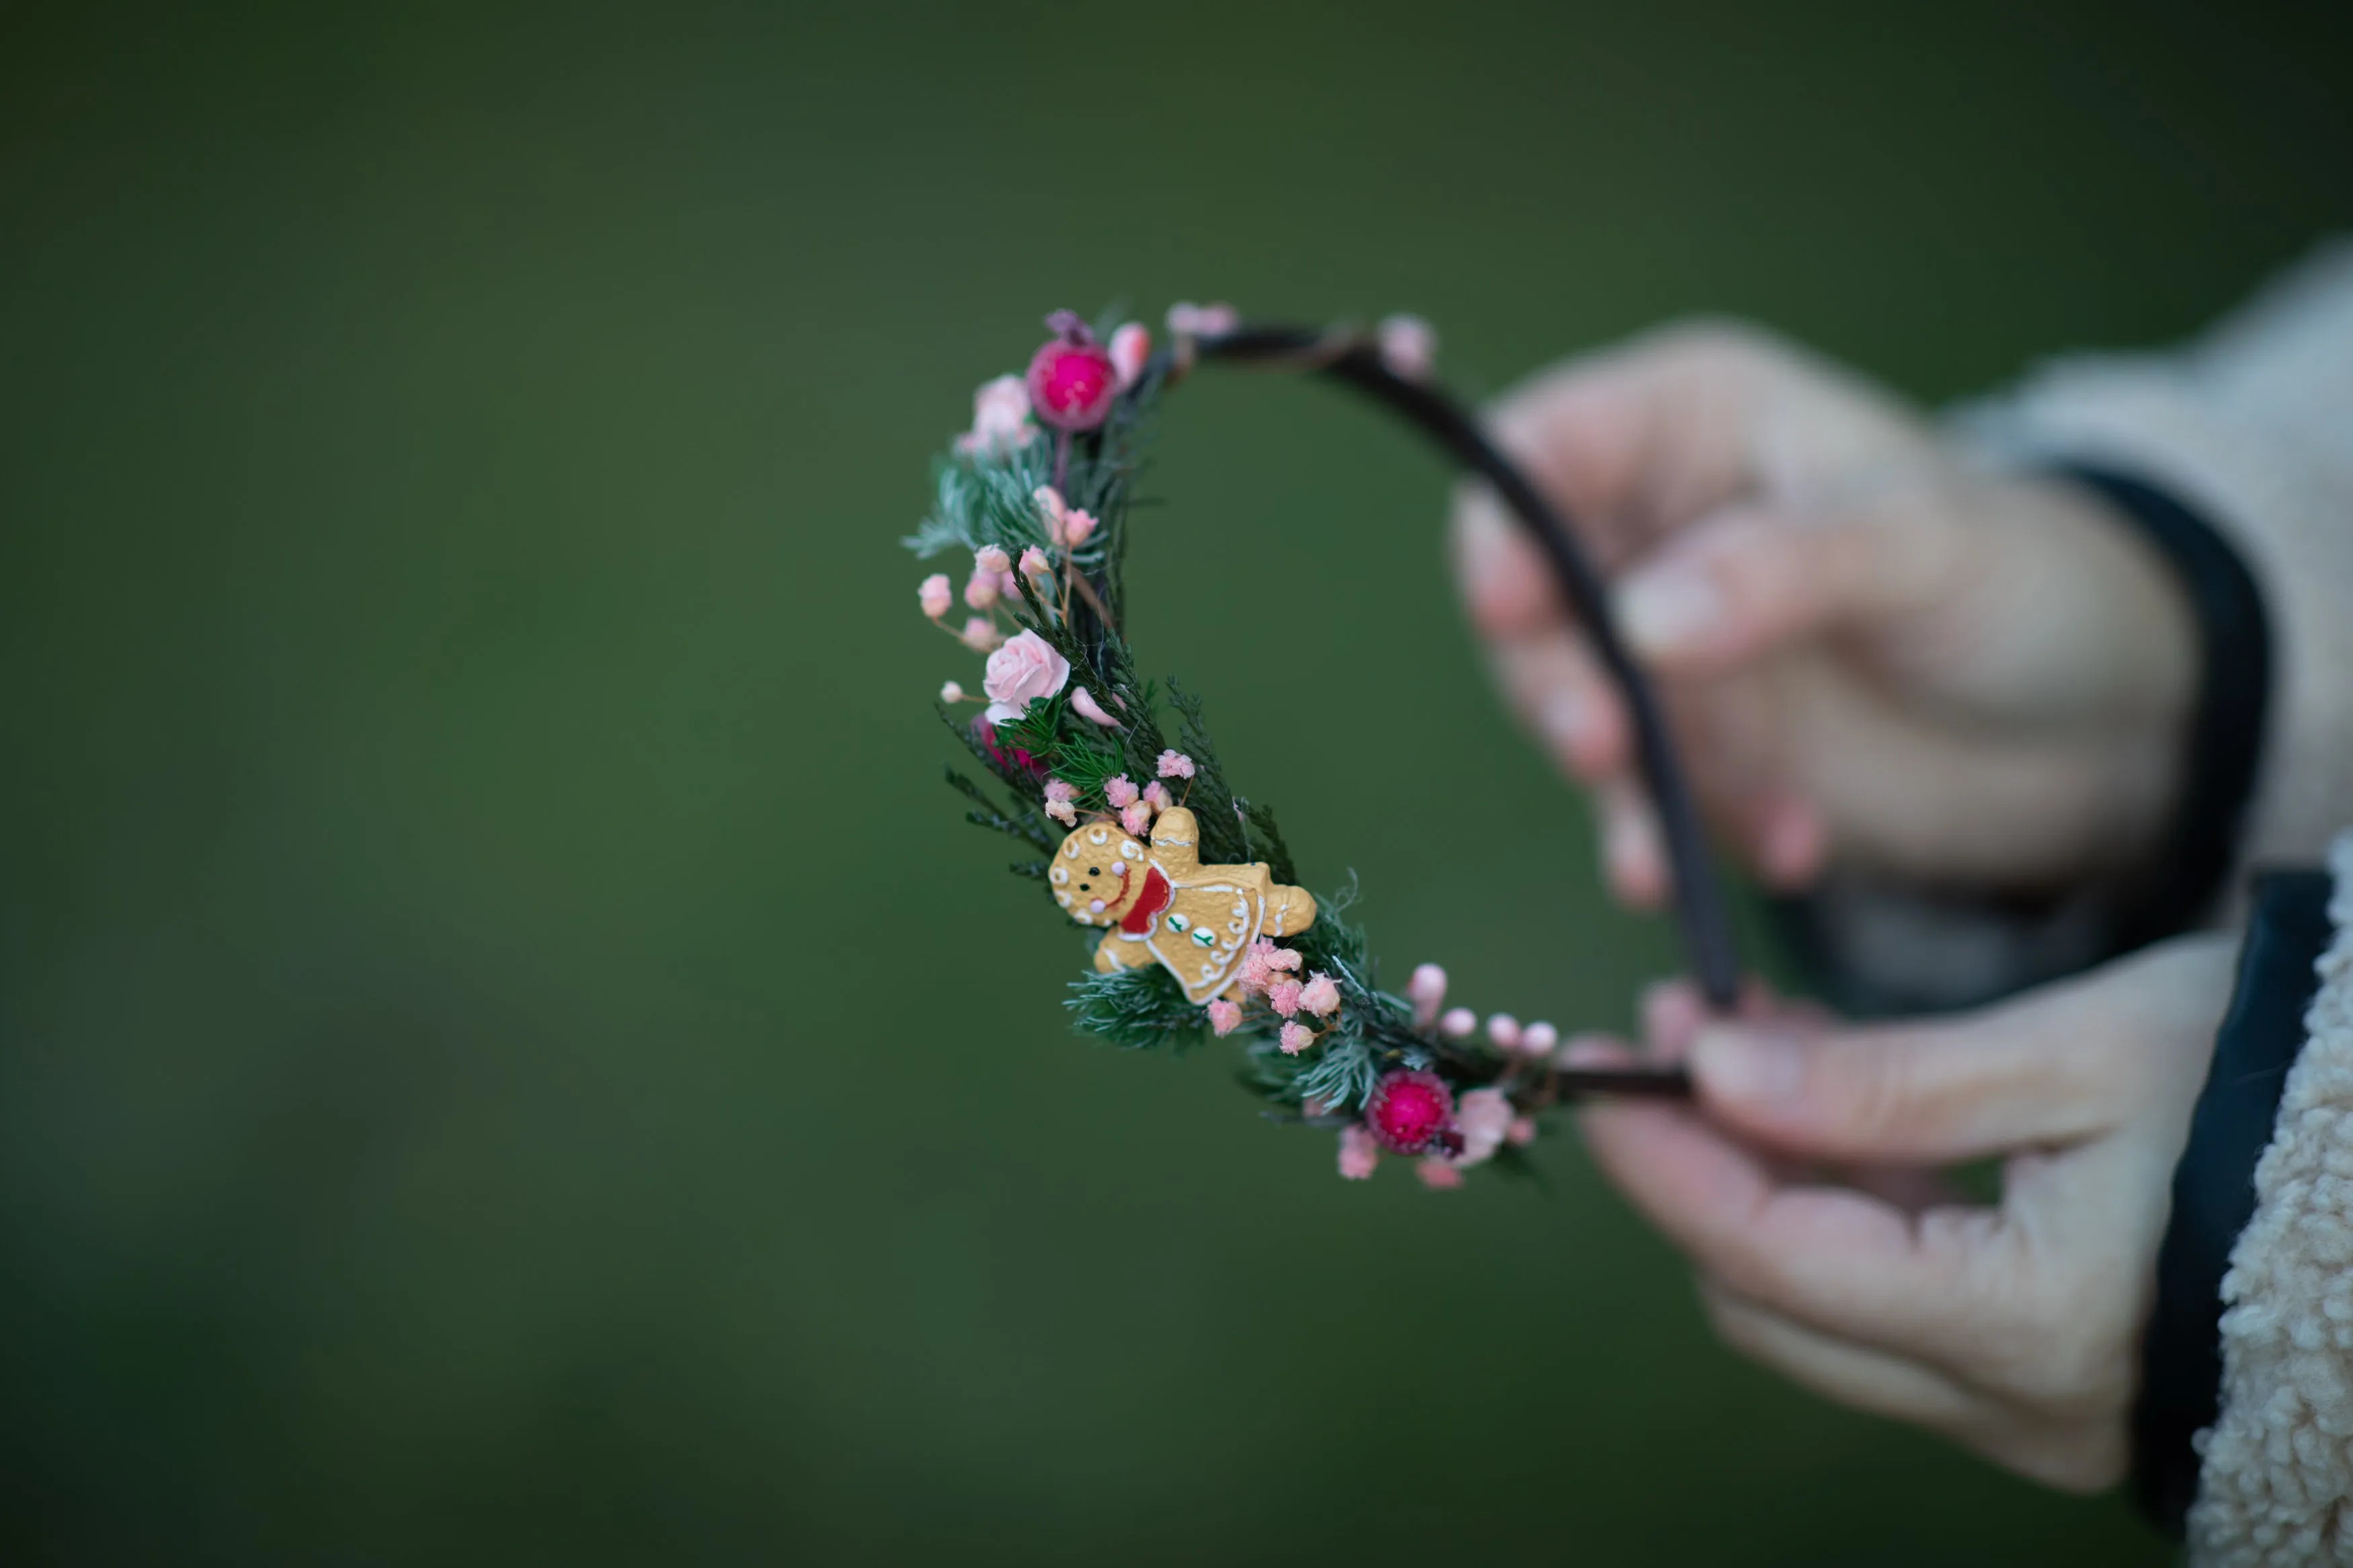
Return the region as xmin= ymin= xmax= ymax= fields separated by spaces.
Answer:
xmin=908 ymin=306 xmax=1729 ymax=1186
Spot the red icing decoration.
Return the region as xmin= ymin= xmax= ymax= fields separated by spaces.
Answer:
xmin=1120 ymin=866 xmax=1172 ymax=934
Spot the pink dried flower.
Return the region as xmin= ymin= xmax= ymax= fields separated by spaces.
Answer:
xmin=1104 ymin=776 xmax=1140 ymax=809
xmin=1455 ymin=1087 xmax=1514 ymax=1166
xmin=1378 ymin=313 xmax=1438 ymax=382
xmin=955 ymin=373 xmax=1037 ymax=456
xmin=1267 ymin=978 xmax=1304 ymax=1018
xmin=1519 ymin=1021 xmax=1559 ymax=1057
xmin=1416 ymin=1158 xmax=1465 ymax=1191
xmin=980 ymin=628 xmax=1071 ymax=723
xmin=939 ymin=681 xmax=965 ymax=703
xmin=1507 ymin=1117 xmax=1537 ymax=1147
xmin=919 ymin=573 xmax=952 ymax=620
xmin=1264 ymin=945 xmax=1302 ymax=975
xmin=1166 ymin=300 xmax=1240 ymax=337
xmin=963 ymin=564 xmax=1000 ymax=610
xmin=974 ymin=544 xmax=1010 ymax=575
xmin=1406 ymin=962 xmax=1447 ymax=1026
xmin=1279 ymin=1020 xmax=1316 ymax=1055
xmin=1236 ymin=946 xmax=1273 ymax=995
xmin=1120 ymin=801 xmax=1152 ymax=837
xmin=1044 ymin=798 xmax=1076 ymax=826
xmin=1142 ymin=780 xmax=1173 ymax=813
xmin=1070 ymin=687 xmax=1121 ymax=727
xmin=1156 ymin=749 xmax=1196 ymax=780
xmin=1439 ymin=1007 xmax=1476 ymax=1039
xmin=1337 ymin=1125 xmax=1380 ymax=1181
xmin=1043 ymin=780 xmax=1078 ymax=804
xmin=960 ymin=616 xmax=1002 ymax=653
xmin=1060 ymin=508 xmax=1098 ymax=548
xmin=1486 ymin=1013 xmax=1522 ymax=1050
xmin=1109 ymin=321 xmax=1150 ymax=389
xmin=1365 ymin=1069 xmax=1455 ymax=1155
xmin=1207 ymin=997 xmax=1243 ymax=1036
xmin=1299 ymin=973 xmax=1341 ymax=1018
xmin=1026 ymin=311 xmax=1121 ymax=433
xmin=1018 ymin=545 xmax=1051 ymax=578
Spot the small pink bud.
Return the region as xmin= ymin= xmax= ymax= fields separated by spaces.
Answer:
xmin=1018 ymin=546 xmax=1051 ymax=578
xmin=1070 ymin=687 xmax=1121 ymax=727
xmin=1268 ymin=979 xmax=1304 ymax=1018
xmin=1378 ymin=313 xmax=1438 ymax=381
xmin=1207 ymin=998 xmax=1243 ymax=1036
xmin=1109 ymin=321 xmax=1150 ymax=388
xmin=1300 ymin=973 xmax=1342 ymax=1018
xmin=939 ymin=681 xmax=965 ymax=703
xmin=1104 ymin=776 xmax=1140 ymax=809
xmin=1337 ymin=1125 xmax=1380 ymax=1181
xmin=960 ymin=616 xmax=1001 ymax=652
xmin=1439 ymin=1007 xmax=1476 ymax=1039
xmin=1061 ymin=509 xmax=1097 ymax=548
xmin=1416 ymin=1158 xmax=1465 ymax=1191
xmin=1520 ymin=1021 xmax=1559 ymax=1056
xmin=1156 ymin=750 xmax=1196 ymax=780
xmin=919 ymin=573 xmax=952 ymax=620
xmin=1265 ymin=946 xmax=1302 ymax=975
xmin=1507 ymin=1117 xmax=1537 ymax=1147
xmin=1407 ymin=963 xmax=1447 ymax=1026
xmin=975 ymin=545 xmax=1010 ymax=575
xmin=963 ymin=565 xmax=1000 ymax=610
xmin=1278 ymin=1020 xmax=1316 ymax=1055
xmin=1486 ymin=1014 xmax=1522 ymax=1050
xmin=1142 ymin=781 xmax=1174 ymax=813
xmin=1120 ymin=801 xmax=1152 ymax=837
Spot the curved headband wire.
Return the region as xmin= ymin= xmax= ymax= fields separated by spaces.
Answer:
xmin=1190 ymin=323 xmax=1744 ymax=1016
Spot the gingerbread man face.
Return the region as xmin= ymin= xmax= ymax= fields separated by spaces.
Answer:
xmin=1053 ymin=808 xmax=1318 ymax=1003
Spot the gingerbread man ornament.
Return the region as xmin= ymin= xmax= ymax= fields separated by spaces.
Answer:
xmin=1050 ymin=807 xmax=1318 ymax=1002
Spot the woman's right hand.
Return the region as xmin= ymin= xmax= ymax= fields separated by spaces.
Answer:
xmin=1449 ymin=323 xmax=2198 ymax=907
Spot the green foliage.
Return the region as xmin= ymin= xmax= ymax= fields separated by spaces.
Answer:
xmin=1165 ymin=679 xmax=1250 ymax=866
xmin=1066 ymin=964 xmax=1208 ymax=1053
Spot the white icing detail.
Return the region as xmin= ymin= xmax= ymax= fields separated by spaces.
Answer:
xmin=1232 ymin=902 xmax=1247 ymax=918
xmin=1121 ymin=841 xmax=1142 ymax=860
xmin=1227 ymin=919 xmax=1245 ymax=934
xmin=1199 ymin=963 xmax=1216 ymax=981
xmin=1190 ymin=930 xmax=1215 ymax=948
xmin=1055 ymin=891 xmax=1071 ymax=906
xmin=1166 ymin=913 xmax=1190 ymax=932
xmin=1088 ymin=829 xmax=1109 ymax=845
xmin=1051 ymin=867 xmax=1068 ymax=884
xmin=1064 ymin=841 xmax=1080 ymax=858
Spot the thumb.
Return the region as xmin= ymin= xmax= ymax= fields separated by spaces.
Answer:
xmin=1614 ymin=497 xmax=1956 ymax=671
xmin=1690 ymin=1005 xmax=2118 ymax=1164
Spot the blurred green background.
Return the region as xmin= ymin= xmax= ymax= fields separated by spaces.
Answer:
xmin=4 ymin=1 xmax=2348 ymax=1561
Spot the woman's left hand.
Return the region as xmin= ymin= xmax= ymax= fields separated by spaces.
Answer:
xmin=1569 ymin=938 xmax=2234 ymax=1490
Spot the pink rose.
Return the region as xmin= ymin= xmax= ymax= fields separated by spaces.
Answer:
xmin=982 ymin=629 xmax=1071 ymax=724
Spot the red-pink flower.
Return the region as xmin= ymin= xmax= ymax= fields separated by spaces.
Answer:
xmin=1026 ymin=311 xmax=1120 ymax=432
xmin=1365 ymin=1069 xmax=1455 ymax=1155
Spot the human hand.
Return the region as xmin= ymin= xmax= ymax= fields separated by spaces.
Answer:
xmin=1451 ymin=323 xmax=2198 ymax=907
xmin=1564 ymin=939 xmax=2233 ymax=1489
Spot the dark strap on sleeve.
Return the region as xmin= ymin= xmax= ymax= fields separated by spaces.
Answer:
xmin=2055 ymin=465 xmax=2272 ymax=952
xmin=2131 ymin=866 xmax=2334 ymax=1534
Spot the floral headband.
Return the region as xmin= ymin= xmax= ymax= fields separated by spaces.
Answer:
xmin=908 ymin=306 xmax=1734 ymax=1187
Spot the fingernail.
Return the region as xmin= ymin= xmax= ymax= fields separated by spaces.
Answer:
xmin=1693 ymin=1028 xmax=1804 ymax=1102
xmin=1617 ymin=569 xmax=1719 ymax=656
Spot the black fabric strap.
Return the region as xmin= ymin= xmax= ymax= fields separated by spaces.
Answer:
xmin=2131 ymin=867 xmax=2334 ymax=1535
xmin=2056 ymin=465 xmax=2273 ymax=952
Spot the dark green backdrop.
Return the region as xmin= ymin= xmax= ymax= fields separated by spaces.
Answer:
xmin=5 ymin=2 xmax=2348 ymax=1562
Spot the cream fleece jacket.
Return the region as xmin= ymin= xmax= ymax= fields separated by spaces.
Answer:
xmin=1965 ymin=243 xmax=2353 ymax=1561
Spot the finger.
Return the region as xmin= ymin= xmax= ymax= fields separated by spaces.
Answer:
xmin=1451 ymin=490 xmax=1566 ymax=638
xmin=1640 ymin=977 xmax=1710 ymax=1063
xmin=1492 ymin=628 xmax=1630 ymax=779
xmin=1699 ymin=1282 xmax=1988 ymax=1430
xmin=1689 ymin=982 xmax=2133 ymax=1164
xmin=1597 ymin=777 xmax=1668 ymax=909
xmin=1614 ymin=497 xmax=1961 ymax=673
xmin=1578 ymin=1097 xmax=2007 ymax=1353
